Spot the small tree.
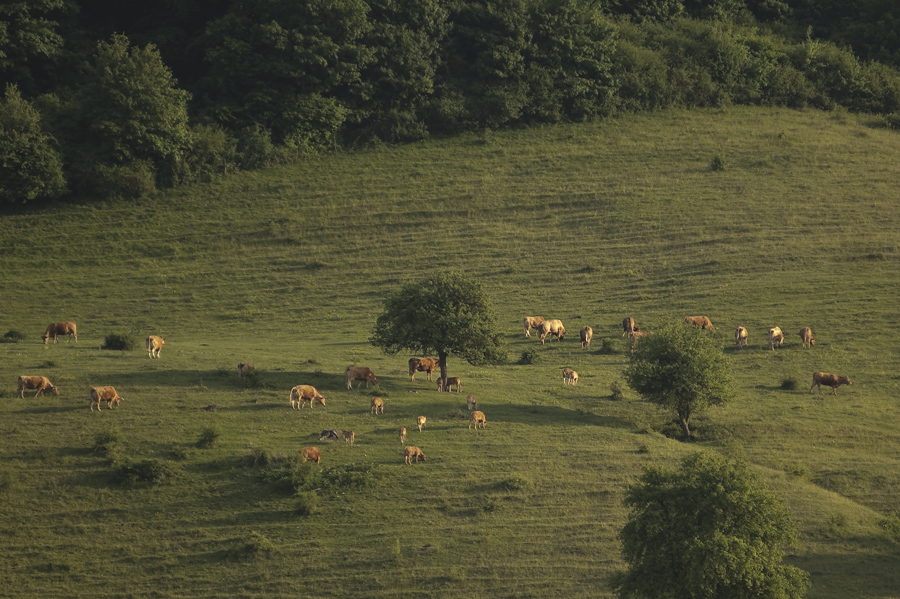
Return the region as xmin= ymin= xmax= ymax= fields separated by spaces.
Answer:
xmin=615 ymin=452 xmax=810 ymax=599
xmin=370 ymin=271 xmax=506 ymax=384
xmin=624 ymin=321 xmax=733 ymax=438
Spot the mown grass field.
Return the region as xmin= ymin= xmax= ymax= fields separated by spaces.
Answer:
xmin=1 ymin=106 xmax=899 ymax=599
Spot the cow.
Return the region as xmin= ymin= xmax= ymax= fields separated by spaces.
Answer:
xmin=90 ymin=386 xmax=123 ymax=411
xmin=469 ymin=411 xmax=487 ymax=430
xmin=438 ymin=376 xmax=461 ymax=393
xmin=371 ymin=396 xmax=384 ymax=415
xmin=562 ymin=368 xmax=578 ymax=386
xmin=466 ymin=395 xmax=479 ymax=411
xmin=342 ymin=430 xmax=355 ymax=445
xmin=538 ymin=319 xmax=566 ymax=345
xmin=580 ymin=326 xmax=593 ymax=349
xmin=237 ymin=363 xmax=255 ymax=379
xmin=416 ymin=415 xmax=427 ymax=432
xmin=404 ymin=446 xmax=426 ymax=464
xmin=810 ymin=372 xmax=851 ymax=396
xmin=146 ymin=335 xmax=165 ymax=359
xmin=622 ymin=317 xmax=637 ymax=337
xmin=346 ymin=366 xmax=378 ymax=390
xmin=290 ymin=385 xmax=325 ymax=409
xmin=523 ymin=316 xmax=545 ymax=338
xmin=629 ymin=330 xmax=650 ymax=352
xmin=300 ymin=447 xmax=321 ymax=464
xmin=17 ymin=375 xmax=58 ymax=399
xmin=42 ymin=321 xmax=77 ymax=344
xmin=319 ymin=429 xmax=341 ymax=441
xmin=767 ymin=327 xmax=784 ymax=351
xmin=399 ymin=427 xmax=407 ymax=444
xmin=409 ymin=357 xmax=439 ymax=382
xmin=735 ymin=326 xmax=748 ymax=349
xmin=685 ymin=316 xmax=715 ymax=330
xmin=799 ymin=327 xmax=816 ymax=349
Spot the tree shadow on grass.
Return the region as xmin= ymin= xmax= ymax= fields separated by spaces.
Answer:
xmin=496 ymin=403 xmax=635 ymax=430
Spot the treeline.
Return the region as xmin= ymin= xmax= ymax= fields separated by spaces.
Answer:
xmin=2 ymin=0 xmax=900 ymax=204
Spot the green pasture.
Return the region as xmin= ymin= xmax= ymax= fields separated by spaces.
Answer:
xmin=1 ymin=106 xmax=899 ymax=598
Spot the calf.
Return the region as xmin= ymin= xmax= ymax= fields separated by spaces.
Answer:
xmin=90 ymin=386 xmax=123 ymax=411
xmin=810 ymin=372 xmax=851 ymax=396
xmin=404 ymin=446 xmax=426 ymax=464
xmin=17 ymin=375 xmax=58 ymax=399
xmin=466 ymin=395 xmax=479 ymax=411
xmin=346 ymin=366 xmax=378 ymax=390
xmin=684 ymin=316 xmax=715 ymax=330
xmin=371 ymin=396 xmax=384 ymax=415
xmin=42 ymin=321 xmax=77 ymax=344
xmin=735 ymin=326 xmax=748 ymax=349
xmin=767 ymin=327 xmax=784 ymax=351
xmin=342 ymin=430 xmax=355 ymax=445
xmin=300 ymin=447 xmax=321 ymax=464
xmin=580 ymin=326 xmax=593 ymax=349
xmin=438 ymin=376 xmax=461 ymax=393
xmin=399 ymin=427 xmax=407 ymax=445
xmin=290 ymin=385 xmax=325 ymax=409
xmin=469 ymin=410 xmax=487 ymax=430
xmin=146 ymin=335 xmax=165 ymax=359
xmin=523 ymin=316 xmax=545 ymax=338
xmin=562 ymin=368 xmax=578 ymax=386
xmin=799 ymin=327 xmax=815 ymax=349
xmin=416 ymin=415 xmax=427 ymax=432
xmin=237 ymin=363 xmax=255 ymax=379
xmin=622 ymin=317 xmax=637 ymax=337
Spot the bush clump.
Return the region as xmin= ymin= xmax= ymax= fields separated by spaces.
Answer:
xmin=598 ymin=338 xmax=617 ymax=355
xmin=781 ymin=377 xmax=798 ymax=391
xmin=519 ymin=348 xmax=540 ymax=365
xmin=610 ymin=381 xmax=626 ymax=401
xmin=196 ymin=427 xmax=221 ymax=449
xmin=1 ymin=330 xmax=26 ymax=343
xmin=112 ymin=459 xmax=177 ymax=485
xmin=101 ymin=333 xmax=136 ymax=351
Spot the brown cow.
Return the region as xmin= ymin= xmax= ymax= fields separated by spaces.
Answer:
xmin=469 ymin=410 xmax=487 ymax=430
xmin=371 ymin=396 xmax=384 ymax=415
xmin=146 ymin=335 xmax=165 ymax=359
xmin=562 ymin=368 xmax=578 ymax=386
xmin=408 ymin=357 xmax=439 ymax=382
xmin=300 ymin=447 xmax=321 ymax=464
xmin=346 ymin=366 xmax=378 ymax=390
xmin=538 ymin=319 xmax=566 ymax=345
xmin=735 ymin=326 xmax=748 ymax=349
xmin=399 ymin=427 xmax=407 ymax=444
xmin=580 ymin=326 xmax=593 ymax=349
xmin=237 ymin=363 xmax=255 ymax=379
xmin=523 ymin=316 xmax=545 ymax=338
xmin=438 ymin=376 xmax=461 ymax=393
xmin=290 ymin=385 xmax=325 ymax=409
xmin=466 ymin=395 xmax=479 ymax=411
xmin=42 ymin=321 xmax=77 ymax=344
xmin=17 ymin=375 xmax=59 ymax=399
xmin=799 ymin=327 xmax=816 ymax=349
xmin=342 ymin=430 xmax=355 ymax=445
xmin=416 ymin=415 xmax=427 ymax=432
xmin=404 ymin=446 xmax=426 ymax=464
xmin=684 ymin=316 xmax=715 ymax=330
xmin=767 ymin=327 xmax=784 ymax=351
xmin=622 ymin=317 xmax=637 ymax=337
xmin=810 ymin=372 xmax=851 ymax=396
xmin=90 ymin=386 xmax=123 ymax=411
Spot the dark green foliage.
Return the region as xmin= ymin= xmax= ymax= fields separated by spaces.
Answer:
xmin=610 ymin=381 xmax=626 ymax=401
xmin=294 ymin=492 xmax=319 ymax=516
xmin=196 ymin=427 xmax=221 ymax=449
xmin=615 ymin=452 xmax=810 ymax=599
xmin=101 ymin=333 xmax=135 ymax=351
xmin=1 ymin=330 xmax=26 ymax=343
xmin=112 ymin=459 xmax=177 ymax=485
xmin=625 ymin=322 xmax=734 ymax=438
xmin=781 ymin=377 xmax=798 ymax=390
xmin=598 ymin=337 xmax=617 ymax=354
xmin=519 ymin=348 xmax=540 ymax=364
xmin=181 ymin=123 xmax=237 ymax=183
xmin=0 ymin=85 xmax=66 ymax=204
xmin=710 ymin=154 xmax=726 ymax=170
xmin=93 ymin=426 xmax=124 ymax=459
xmin=320 ymin=463 xmax=379 ymax=492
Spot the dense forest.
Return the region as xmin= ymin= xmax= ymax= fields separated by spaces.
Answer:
xmin=2 ymin=0 xmax=899 ymax=204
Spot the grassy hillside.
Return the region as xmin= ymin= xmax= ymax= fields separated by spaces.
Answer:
xmin=1 ymin=106 xmax=899 ymax=599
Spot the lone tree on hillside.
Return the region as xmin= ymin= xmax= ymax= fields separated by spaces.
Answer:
xmin=624 ymin=321 xmax=733 ymax=438
xmin=370 ymin=271 xmax=506 ymax=386
xmin=614 ymin=452 xmax=810 ymax=599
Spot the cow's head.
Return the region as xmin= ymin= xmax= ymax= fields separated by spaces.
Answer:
xmin=42 ymin=333 xmax=50 ymax=344
xmin=50 ymin=385 xmax=59 ymax=396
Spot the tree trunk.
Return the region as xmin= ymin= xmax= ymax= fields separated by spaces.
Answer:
xmin=679 ymin=414 xmax=691 ymax=439
xmin=438 ymin=350 xmax=448 ymax=392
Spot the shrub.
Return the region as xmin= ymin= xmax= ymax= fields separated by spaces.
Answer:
xmin=196 ymin=427 xmax=221 ymax=449
xmin=880 ymin=514 xmax=900 ymax=542
xmin=112 ymin=459 xmax=177 ymax=485
xmin=89 ymin=160 xmax=157 ymax=200
xmin=598 ymin=337 xmax=617 ymax=355
xmin=93 ymin=426 xmax=124 ymax=458
xmin=710 ymin=154 xmax=727 ymax=171
xmin=231 ymin=531 xmax=278 ymax=559
xmin=320 ymin=463 xmax=378 ymax=492
xmin=884 ymin=113 xmax=900 ymax=130
xmin=610 ymin=381 xmax=626 ymax=401
xmin=101 ymin=333 xmax=135 ymax=351
xmin=2 ymin=330 xmax=26 ymax=342
xmin=781 ymin=377 xmax=798 ymax=391
xmin=295 ymin=491 xmax=319 ymax=516
xmin=520 ymin=348 xmax=540 ymax=365
xmin=501 ymin=475 xmax=535 ymax=492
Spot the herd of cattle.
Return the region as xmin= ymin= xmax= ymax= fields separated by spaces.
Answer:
xmin=16 ymin=315 xmax=852 ymax=464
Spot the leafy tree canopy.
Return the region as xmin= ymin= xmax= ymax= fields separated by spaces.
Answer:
xmin=615 ymin=452 xmax=810 ymax=599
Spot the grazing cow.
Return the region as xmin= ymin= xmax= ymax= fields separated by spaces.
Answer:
xmin=562 ymin=368 xmax=578 ymax=386
xmin=342 ymin=430 xmax=355 ymax=445
xmin=810 ymin=372 xmax=851 ymax=396
xmin=345 ymin=366 xmax=378 ymax=390
xmin=799 ymin=327 xmax=816 ymax=349
xmin=409 ymin=357 xmax=439 ymax=382
xmin=466 ymin=395 xmax=479 ymax=411
xmin=371 ymin=396 xmax=384 ymax=415
xmin=399 ymin=427 xmax=407 ymax=444
xmin=17 ymin=375 xmax=59 ymax=399
xmin=237 ymin=363 xmax=255 ymax=379
xmin=416 ymin=415 xmax=427 ymax=432
xmin=42 ymin=321 xmax=77 ymax=344
xmin=735 ymin=326 xmax=748 ymax=349
xmin=290 ymin=385 xmax=325 ymax=409
xmin=685 ymin=316 xmax=715 ymax=330
xmin=438 ymin=376 xmax=461 ymax=393
xmin=89 ymin=386 xmax=123 ymax=411
xmin=538 ymin=319 xmax=566 ymax=345
xmin=580 ymin=326 xmax=593 ymax=349
xmin=300 ymin=447 xmax=321 ymax=464
xmin=319 ymin=429 xmax=340 ymax=441
xmin=523 ymin=316 xmax=545 ymax=338
xmin=622 ymin=317 xmax=637 ymax=337
xmin=469 ymin=411 xmax=487 ymax=430
xmin=146 ymin=335 xmax=165 ymax=359
xmin=404 ymin=446 xmax=426 ymax=464
xmin=767 ymin=327 xmax=784 ymax=351
xmin=629 ymin=330 xmax=650 ymax=351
